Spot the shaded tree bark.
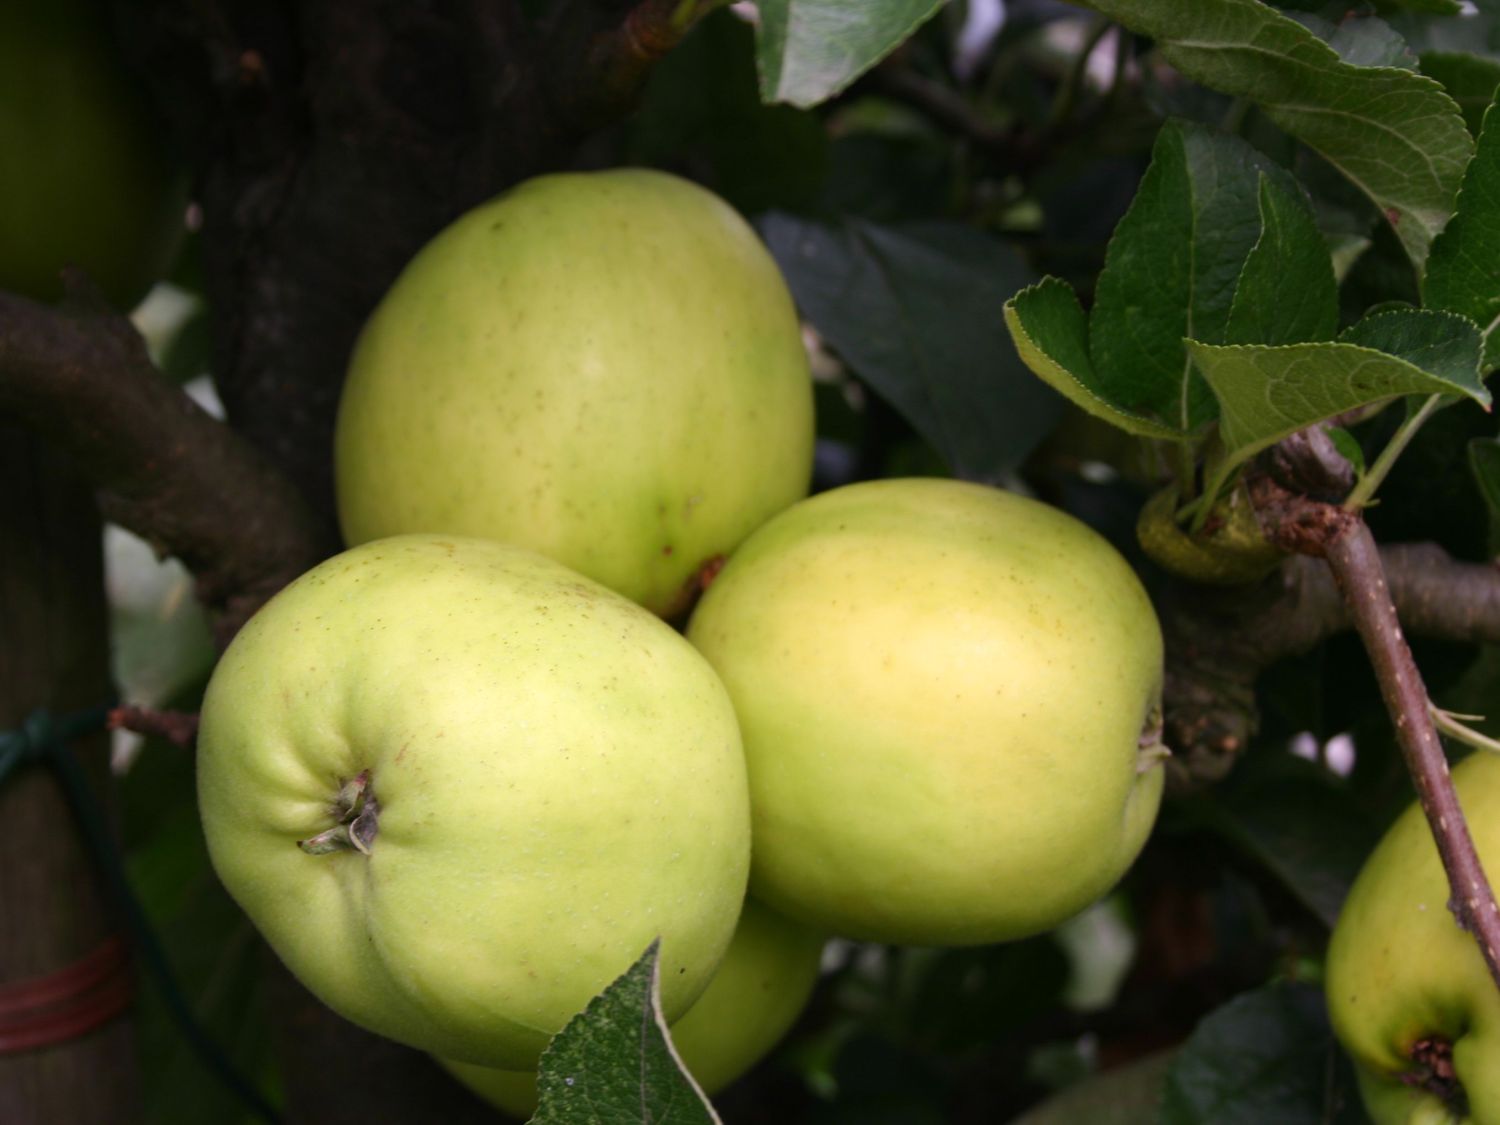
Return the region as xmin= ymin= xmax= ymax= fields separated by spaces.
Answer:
xmin=1163 ymin=545 xmax=1500 ymax=785
xmin=0 ymin=428 xmax=139 ymax=1125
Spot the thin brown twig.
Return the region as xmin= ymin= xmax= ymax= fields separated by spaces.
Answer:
xmin=1252 ymin=466 xmax=1500 ymax=991
xmin=107 ymin=706 xmax=200 ymax=749
xmin=1162 ymin=543 xmax=1500 ymax=782
xmin=870 ymin=65 xmax=1017 ymax=152
xmin=1323 ymin=519 xmax=1500 ymax=990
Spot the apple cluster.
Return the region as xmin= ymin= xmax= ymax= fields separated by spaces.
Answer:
xmin=195 ymin=170 xmax=1169 ymax=1112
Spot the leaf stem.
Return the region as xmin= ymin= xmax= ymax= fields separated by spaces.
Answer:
xmin=1432 ymin=706 xmax=1500 ymax=756
xmin=1188 ymin=460 xmax=1235 ymax=534
xmin=1343 ymin=394 xmax=1443 ymax=511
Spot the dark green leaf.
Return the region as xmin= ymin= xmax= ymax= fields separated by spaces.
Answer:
xmin=1078 ymin=0 xmax=1473 ymax=267
xmin=532 ymin=940 xmax=718 ymax=1125
xmin=1470 ymin=435 xmax=1500 ymax=518
xmin=1290 ymin=11 xmax=1417 ymax=69
xmin=1091 ymin=121 xmax=1294 ymax=432
xmin=1422 ymin=93 xmax=1500 ymax=368
xmin=1003 ymin=278 xmax=1185 ymax=440
xmin=1197 ymin=760 xmax=1379 ymax=929
xmin=1339 ymin=306 xmax=1485 ymax=385
xmin=755 ymin=0 xmax=944 ymax=108
xmin=763 ymin=213 xmax=1065 ymax=480
xmin=1159 ymin=983 xmax=1364 ymax=1124
xmin=1010 ymin=1051 xmax=1174 ymax=1125
xmin=158 ymin=301 xmax=214 ymax=385
xmin=1420 ymin=51 xmax=1500 ymax=135
xmin=1191 ymin=313 xmax=1488 ymax=480
xmin=1377 ymin=0 xmax=1463 ymax=13
xmin=1225 ymin=175 xmax=1339 ymax=347
xmin=900 ymin=938 xmax=1069 ymax=1054
xmin=629 ymin=9 xmax=827 ymax=213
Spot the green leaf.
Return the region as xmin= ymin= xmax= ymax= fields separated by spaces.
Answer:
xmin=1078 ymin=0 xmax=1473 ymax=268
xmin=1470 ymin=435 xmax=1500 ymax=519
xmin=1090 ymin=120 xmax=1303 ymax=433
xmin=762 ymin=213 xmax=1065 ymax=479
xmin=1003 ymin=278 xmax=1185 ymax=440
xmin=531 ymin=940 xmax=719 ymax=1125
xmin=1010 ymin=1051 xmax=1174 ymax=1125
xmin=901 ymin=939 xmax=1069 ymax=1054
xmin=1327 ymin=427 xmax=1367 ymax=477
xmin=1383 ymin=0 xmax=1463 ymax=13
xmin=1190 ymin=330 xmax=1488 ymax=480
xmin=1420 ymin=51 xmax=1500 ymax=135
xmin=1339 ymin=306 xmax=1485 ymax=385
xmin=1194 ymin=757 xmax=1380 ymax=929
xmin=1422 ymin=93 xmax=1500 ymax=368
xmin=1224 ymin=175 xmax=1339 ymax=347
xmin=1290 ymin=11 xmax=1416 ymax=69
xmin=755 ymin=0 xmax=944 ymax=108
xmin=629 ymin=8 xmax=827 ymax=214
xmin=1159 ymin=983 xmax=1364 ymax=1124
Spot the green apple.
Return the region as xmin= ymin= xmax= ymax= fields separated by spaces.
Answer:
xmin=196 ymin=535 xmax=752 ymax=1069
xmin=437 ymin=896 xmax=826 ymax=1118
xmin=0 ymin=0 xmax=183 ymax=307
xmin=686 ymin=478 xmax=1166 ymax=945
xmin=334 ymin=168 xmax=814 ymax=618
xmin=1326 ymin=751 xmax=1500 ymax=1124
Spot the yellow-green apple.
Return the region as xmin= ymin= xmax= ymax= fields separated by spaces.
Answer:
xmin=334 ymin=168 xmax=814 ymax=618
xmin=196 ymin=535 xmax=752 ymax=1069
xmin=1326 ymin=751 xmax=1500 ymax=1123
xmin=438 ymin=896 xmax=826 ymax=1118
xmin=686 ymin=477 xmax=1166 ymax=945
xmin=0 ymin=0 xmax=183 ymax=306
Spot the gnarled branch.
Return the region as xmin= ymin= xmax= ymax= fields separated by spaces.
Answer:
xmin=1164 ymin=541 xmax=1500 ymax=784
xmin=0 ymin=281 xmax=330 ymax=646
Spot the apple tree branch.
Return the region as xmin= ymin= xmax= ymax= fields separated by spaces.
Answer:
xmin=1250 ymin=468 xmax=1500 ymax=992
xmin=0 ymin=280 xmax=331 ymax=646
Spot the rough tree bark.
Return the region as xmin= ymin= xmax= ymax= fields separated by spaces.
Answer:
xmin=1162 ymin=545 xmax=1500 ymax=785
xmin=0 ymin=428 xmax=140 ymax=1125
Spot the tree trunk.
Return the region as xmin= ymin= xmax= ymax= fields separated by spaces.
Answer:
xmin=0 ymin=426 xmax=140 ymax=1124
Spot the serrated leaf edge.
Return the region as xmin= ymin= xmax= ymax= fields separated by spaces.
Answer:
xmin=1190 ymin=336 xmax=1491 ymax=406
xmin=1338 ymin=305 xmax=1490 ymax=396
xmin=1003 ymin=279 xmax=1187 ymax=441
xmin=759 ymin=0 xmax=946 ymax=108
xmin=531 ymin=939 xmax=721 ymax=1125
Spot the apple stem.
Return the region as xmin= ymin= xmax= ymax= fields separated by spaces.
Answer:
xmin=297 ymin=770 xmax=379 ymax=856
xmin=1136 ymin=707 xmax=1171 ymax=772
xmin=1250 ymin=462 xmax=1500 ymax=994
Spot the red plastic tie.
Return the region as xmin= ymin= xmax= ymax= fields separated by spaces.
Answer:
xmin=0 ymin=936 xmax=132 ymax=1053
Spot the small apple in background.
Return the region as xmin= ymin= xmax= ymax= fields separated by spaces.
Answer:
xmin=687 ymin=477 xmax=1166 ymax=945
xmin=334 ymin=168 xmax=815 ymax=618
xmin=1326 ymin=751 xmax=1500 ymax=1124
xmin=438 ymin=896 xmax=826 ymax=1118
xmin=195 ymin=535 xmax=752 ymax=1069
xmin=0 ymin=0 xmax=184 ymax=307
